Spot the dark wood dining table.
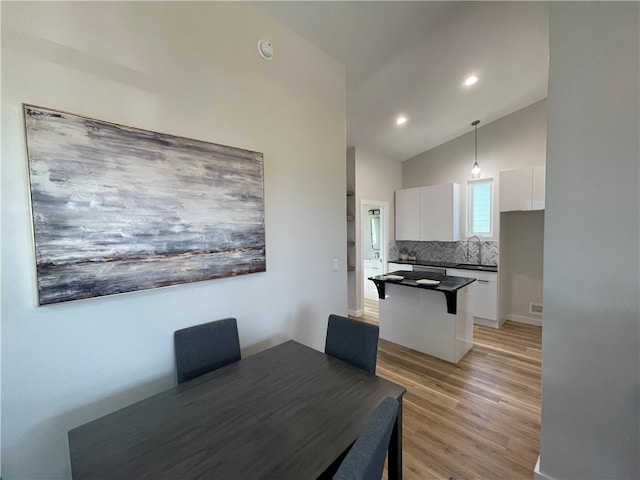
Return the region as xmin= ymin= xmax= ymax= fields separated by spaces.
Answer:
xmin=68 ymin=340 xmax=406 ymax=479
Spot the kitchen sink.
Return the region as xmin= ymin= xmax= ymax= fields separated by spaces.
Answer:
xmin=455 ymin=263 xmax=498 ymax=272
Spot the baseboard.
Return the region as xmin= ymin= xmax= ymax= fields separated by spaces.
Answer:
xmin=348 ymin=308 xmax=363 ymax=318
xmin=473 ymin=316 xmax=499 ymax=328
xmin=534 ymin=456 xmax=557 ymax=480
xmin=507 ymin=314 xmax=542 ymax=327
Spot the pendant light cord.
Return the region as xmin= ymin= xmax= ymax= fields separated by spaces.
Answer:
xmin=472 ymin=119 xmax=480 ymax=162
xmin=475 ymin=122 xmax=477 ymax=161
xmin=471 ymin=120 xmax=481 ymax=179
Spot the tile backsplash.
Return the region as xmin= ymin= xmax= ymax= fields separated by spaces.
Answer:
xmin=393 ymin=240 xmax=499 ymax=265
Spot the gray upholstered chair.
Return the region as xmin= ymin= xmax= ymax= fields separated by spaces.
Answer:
xmin=325 ymin=314 xmax=379 ymax=374
xmin=333 ymin=397 xmax=399 ymax=480
xmin=174 ymin=317 xmax=241 ymax=384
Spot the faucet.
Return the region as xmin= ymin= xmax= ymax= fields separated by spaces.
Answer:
xmin=466 ymin=235 xmax=482 ymax=265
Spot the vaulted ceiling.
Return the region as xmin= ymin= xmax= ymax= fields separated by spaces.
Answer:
xmin=258 ymin=2 xmax=549 ymax=161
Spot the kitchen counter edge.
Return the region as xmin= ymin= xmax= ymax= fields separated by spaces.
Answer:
xmin=388 ymin=259 xmax=498 ymax=273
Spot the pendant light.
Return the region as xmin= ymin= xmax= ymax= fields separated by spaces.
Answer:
xmin=471 ymin=120 xmax=481 ymax=179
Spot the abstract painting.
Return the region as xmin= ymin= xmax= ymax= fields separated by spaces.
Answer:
xmin=23 ymin=105 xmax=265 ymax=305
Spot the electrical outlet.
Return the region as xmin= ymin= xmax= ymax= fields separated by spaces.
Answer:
xmin=332 ymin=259 xmax=339 ymax=272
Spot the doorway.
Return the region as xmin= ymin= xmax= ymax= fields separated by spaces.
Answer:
xmin=361 ymin=200 xmax=388 ymax=319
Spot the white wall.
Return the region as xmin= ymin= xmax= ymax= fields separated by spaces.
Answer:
xmin=348 ymin=147 xmax=402 ymax=314
xmin=539 ymin=3 xmax=639 ymax=479
xmin=500 ymin=210 xmax=544 ymax=325
xmin=1 ymin=3 xmax=346 ymax=478
xmin=402 ymin=99 xmax=547 ymax=240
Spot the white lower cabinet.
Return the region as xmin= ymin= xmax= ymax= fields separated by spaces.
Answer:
xmin=364 ymin=259 xmax=383 ymax=299
xmin=388 ymin=262 xmax=412 ymax=273
xmin=364 ymin=273 xmax=380 ymax=299
xmin=473 ymin=278 xmax=497 ymax=321
xmin=446 ymin=269 xmax=500 ymax=328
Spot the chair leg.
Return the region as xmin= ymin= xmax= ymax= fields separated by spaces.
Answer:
xmin=387 ymin=398 xmax=403 ymax=480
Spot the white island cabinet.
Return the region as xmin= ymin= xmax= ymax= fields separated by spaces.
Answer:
xmin=373 ymin=273 xmax=474 ymax=364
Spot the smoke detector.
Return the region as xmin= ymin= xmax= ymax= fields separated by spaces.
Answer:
xmin=258 ymin=40 xmax=274 ymax=61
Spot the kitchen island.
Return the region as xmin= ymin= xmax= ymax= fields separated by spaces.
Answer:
xmin=370 ymin=271 xmax=475 ymax=363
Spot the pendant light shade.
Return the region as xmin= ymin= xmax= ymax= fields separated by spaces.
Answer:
xmin=471 ymin=120 xmax=481 ymax=179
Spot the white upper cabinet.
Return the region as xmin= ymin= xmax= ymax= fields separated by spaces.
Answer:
xmin=531 ymin=165 xmax=546 ymax=210
xmin=499 ymin=168 xmax=532 ymax=211
xmin=395 ymin=187 xmax=420 ymax=240
xmin=499 ymin=165 xmax=546 ymax=212
xmin=419 ymin=183 xmax=460 ymax=241
xmin=396 ymin=183 xmax=460 ymax=241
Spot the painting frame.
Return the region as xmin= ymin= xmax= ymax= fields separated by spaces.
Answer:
xmin=23 ymin=104 xmax=266 ymax=306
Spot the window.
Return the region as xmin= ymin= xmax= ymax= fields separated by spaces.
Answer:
xmin=468 ymin=179 xmax=493 ymax=237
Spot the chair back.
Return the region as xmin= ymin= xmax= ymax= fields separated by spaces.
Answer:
xmin=174 ymin=317 xmax=241 ymax=384
xmin=333 ymin=397 xmax=399 ymax=480
xmin=325 ymin=314 xmax=379 ymax=374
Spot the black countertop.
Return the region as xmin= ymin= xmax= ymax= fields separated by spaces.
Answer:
xmin=388 ymin=259 xmax=498 ymax=273
xmin=370 ymin=270 xmax=475 ymax=293
xmin=369 ymin=271 xmax=475 ymax=315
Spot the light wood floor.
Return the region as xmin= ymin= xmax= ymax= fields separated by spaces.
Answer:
xmin=354 ymin=298 xmax=542 ymax=480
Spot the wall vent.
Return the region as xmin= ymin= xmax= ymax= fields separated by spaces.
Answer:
xmin=529 ymin=302 xmax=543 ymax=315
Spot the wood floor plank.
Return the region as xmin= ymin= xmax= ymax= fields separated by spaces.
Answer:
xmin=352 ymin=300 xmax=542 ymax=479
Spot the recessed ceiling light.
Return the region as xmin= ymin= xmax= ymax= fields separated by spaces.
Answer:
xmin=464 ymin=75 xmax=478 ymax=87
xmin=396 ymin=116 xmax=408 ymax=126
